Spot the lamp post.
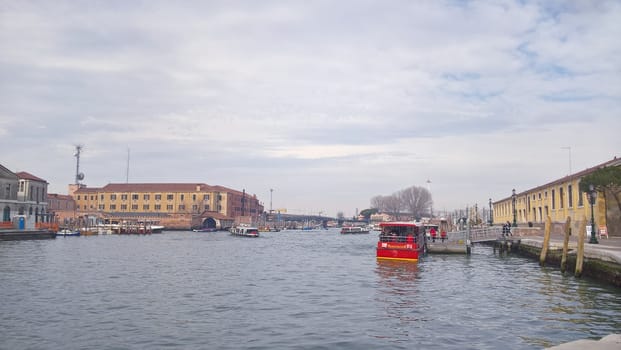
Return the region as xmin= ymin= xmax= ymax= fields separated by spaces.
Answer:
xmin=589 ymin=184 xmax=599 ymax=244
xmin=512 ymin=189 xmax=517 ymax=227
xmin=489 ymin=198 xmax=493 ymax=225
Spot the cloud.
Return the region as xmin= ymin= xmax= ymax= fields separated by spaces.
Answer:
xmin=1 ymin=0 xmax=620 ymax=217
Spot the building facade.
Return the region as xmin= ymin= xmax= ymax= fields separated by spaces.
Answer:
xmin=0 ymin=164 xmax=52 ymax=230
xmin=72 ymin=183 xmax=264 ymax=230
xmin=492 ymin=157 xmax=621 ymax=237
xmin=0 ymin=164 xmax=19 ymax=225
xmin=47 ymin=193 xmax=77 ymax=227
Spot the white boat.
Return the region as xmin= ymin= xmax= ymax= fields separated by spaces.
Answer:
xmin=230 ymin=226 xmax=260 ymax=237
xmin=57 ymin=229 xmax=80 ymax=236
xmin=340 ymin=226 xmax=370 ymax=234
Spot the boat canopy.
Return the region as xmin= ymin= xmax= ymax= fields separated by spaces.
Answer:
xmin=379 ymin=222 xmax=420 ymax=236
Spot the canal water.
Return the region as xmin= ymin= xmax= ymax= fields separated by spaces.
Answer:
xmin=1 ymin=229 xmax=620 ymax=350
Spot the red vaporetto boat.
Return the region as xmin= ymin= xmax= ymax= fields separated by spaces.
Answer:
xmin=376 ymin=221 xmax=426 ymax=262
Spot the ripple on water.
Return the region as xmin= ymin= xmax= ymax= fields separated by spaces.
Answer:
xmin=0 ymin=231 xmax=620 ymax=349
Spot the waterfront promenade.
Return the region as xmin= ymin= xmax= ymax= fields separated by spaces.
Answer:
xmin=517 ymin=232 xmax=621 ymax=265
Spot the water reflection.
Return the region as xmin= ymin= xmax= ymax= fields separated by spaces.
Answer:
xmin=374 ymin=260 xmax=426 ymax=331
xmin=375 ymin=259 xmax=420 ymax=284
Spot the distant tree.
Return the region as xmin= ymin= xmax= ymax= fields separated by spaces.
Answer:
xmin=400 ymin=186 xmax=432 ymax=219
xmin=359 ymin=208 xmax=378 ymax=220
xmin=580 ymin=165 xmax=621 ymax=213
xmin=336 ymin=211 xmax=345 ymax=220
xmin=370 ymin=195 xmax=388 ymax=212
xmin=384 ymin=193 xmax=403 ymax=220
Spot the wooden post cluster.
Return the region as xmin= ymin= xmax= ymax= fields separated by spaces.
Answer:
xmin=560 ymin=217 xmax=571 ymax=273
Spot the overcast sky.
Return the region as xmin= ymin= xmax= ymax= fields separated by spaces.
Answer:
xmin=1 ymin=1 xmax=620 ymax=218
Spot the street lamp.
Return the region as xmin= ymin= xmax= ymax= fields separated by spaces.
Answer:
xmin=489 ymin=198 xmax=493 ymax=225
xmin=512 ymin=189 xmax=517 ymax=227
xmin=269 ymin=188 xmax=273 ymax=214
xmin=589 ymin=184 xmax=599 ymax=244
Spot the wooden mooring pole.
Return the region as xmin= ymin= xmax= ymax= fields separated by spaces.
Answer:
xmin=575 ymin=217 xmax=586 ymax=277
xmin=560 ymin=216 xmax=571 ymax=273
xmin=539 ymin=216 xmax=551 ymax=266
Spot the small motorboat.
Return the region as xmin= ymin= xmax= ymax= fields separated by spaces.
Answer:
xmin=229 ymin=226 xmax=259 ymax=237
xmin=57 ymin=229 xmax=80 ymax=237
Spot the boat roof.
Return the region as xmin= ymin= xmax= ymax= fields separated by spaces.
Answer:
xmin=379 ymin=221 xmax=418 ymax=227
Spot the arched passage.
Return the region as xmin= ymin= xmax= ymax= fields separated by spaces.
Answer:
xmin=200 ymin=217 xmax=217 ymax=229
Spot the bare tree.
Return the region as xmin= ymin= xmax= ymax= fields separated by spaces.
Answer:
xmin=384 ymin=193 xmax=403 ymax=220
xmin=400 ymin=186 xmax=432 ymax=219
xmin=370 ymin=195 xmax=388 ymax=212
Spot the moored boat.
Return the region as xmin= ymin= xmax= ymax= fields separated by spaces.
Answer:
xmin=230 ymin=226 xmax=260 ymax=237
xmin=193 ymin=227 xmax=217 ymax=232
xmin=340 ymin=226 xmax=370 ymax=234
xmin=57 ymin=229 xmax=80 ymax=236
xmin=376 ymin=221 xmax=426 ymax=262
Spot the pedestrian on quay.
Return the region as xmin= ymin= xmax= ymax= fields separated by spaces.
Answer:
xmin=440 ymin=230 xmax=447 ymax=242
xmin=430 ymin=227 xmax=437 ymax=242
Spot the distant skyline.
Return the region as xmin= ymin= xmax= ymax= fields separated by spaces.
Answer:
xmin=1 ymin=1 xmax=620 ymax=217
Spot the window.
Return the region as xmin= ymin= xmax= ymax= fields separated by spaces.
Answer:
xmin=77 ymin=195 xmax=81 ymax=200
xmin=131 ymin=204 xmax=138 ymax=210
xmin=192 ymin=194 xmax=196 ymax=201
xmin=166 ymin=204 xmax=173 ymax=210
xmin=179 ymin=204 xmax=185 ymax=210
xmin=144 ymin=194 xmax=150 ymax=200
xmin=110 ymin=204 xmax=116 ymax=210
xmin=100 ymin=194 xmax=104 ymax=200
xmin=578 ymin=188 xmax=584 ymax=207
xmin=99 ymin=204 xmax=105 ymax=210
xmin=192 ymin=205 xmax=198 ymax=211
xmin=552 ymin=189 xmax=555 ymax=209
xmin=155 ymin=204 xmax=161 ymax=210
xmin=155 ymin=194 xmax=161 ymax=201
xmin=203 ymin=194 xmax=210 ymax=201
xmin=167 ymin=194 xmax=174 ymax=201
xmin=180 ymin=194 xmax=184 ymax=201
xmin=111 ymin=194 xmax=117 ymax=200
xmin=568 ymin=185 xmax=573 ymax=208
xmin=143 ymin=205 xmax=150 ymax=210
xmin=559 ymin=187 xmax=564 ymax=209
xmin=205 ymin=204 xmax=210 ymax=210
xmin=121 ymin=194 xmax=128 ymax=201
xmin=90 ymin=195 xmax=94 ymax=201
xmin=132 ymin=194 xmax=139 ymax=200
xmin=121 ymin=204 xmax=127 ymax=210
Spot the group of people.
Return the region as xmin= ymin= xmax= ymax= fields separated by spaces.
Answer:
xmin=429 ymin=227 xmax=447 ymax=242
xmin=502 ymin=221 xmax=513 ymax=237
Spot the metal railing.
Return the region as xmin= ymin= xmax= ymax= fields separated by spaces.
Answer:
xmin=446 ymin=226 xmax=503 ymax=243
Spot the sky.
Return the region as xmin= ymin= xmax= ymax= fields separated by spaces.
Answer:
xmin=1 ymin=0 xmax=620 ymax=218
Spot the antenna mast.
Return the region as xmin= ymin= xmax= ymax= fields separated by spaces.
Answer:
xmin=74 ymin=145 xmax=85 ymax=185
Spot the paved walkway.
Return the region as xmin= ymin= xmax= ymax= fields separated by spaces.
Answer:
xmin=514 ymin=232 xmax=621 ymax=265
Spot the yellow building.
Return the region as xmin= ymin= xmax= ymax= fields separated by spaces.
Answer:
xmin=71 ymin=183 xmax=264 ymax=230
xmin=493 ymin=157 xmax=620 ymax=237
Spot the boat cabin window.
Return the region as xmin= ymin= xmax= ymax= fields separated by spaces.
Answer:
xmin=379 ymin=225 xmax=419 ymax=242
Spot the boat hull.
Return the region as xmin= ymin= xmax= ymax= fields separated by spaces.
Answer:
xmin=376 ymin=242 xmax=421 ymax=261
